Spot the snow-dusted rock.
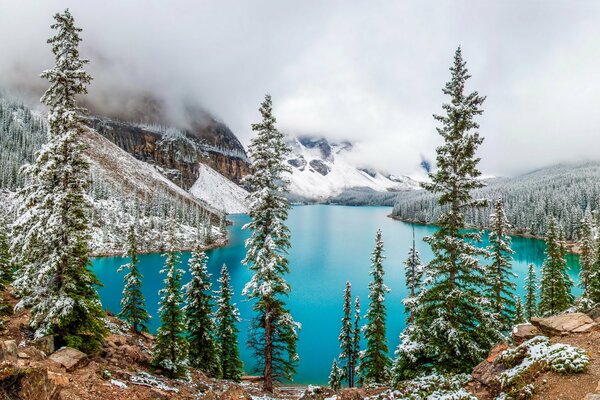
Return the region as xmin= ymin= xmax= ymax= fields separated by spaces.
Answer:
xmin=49 ymin=347 xmax=88 ymax=372
xmin=512 ymin=323 xmax=541 ymax=343
xmin=531 ymin=313 xmax=596 ymax=336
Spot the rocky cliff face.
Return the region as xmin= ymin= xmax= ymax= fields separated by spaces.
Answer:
xmin=87 ymin=117 xmax=250 ymax=190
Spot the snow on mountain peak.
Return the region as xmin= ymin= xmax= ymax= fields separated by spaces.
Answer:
xmin=285 ymin=135 xmax=420 ymax=201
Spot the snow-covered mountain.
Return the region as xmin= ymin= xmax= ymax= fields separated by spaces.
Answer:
xmin=285 ymin=135 xmax=420 ymax=201
xmin=190 ymin=164 xmax=249 ymax=214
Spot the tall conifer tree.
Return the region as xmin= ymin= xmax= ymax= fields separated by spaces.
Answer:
xmin=403 ymin=228 xmax=423 ymax=324
xmin=359 ymin=230 xmax=391 ymax=384
xmin=352 ymin=296 xmax=361 ymax=383
xmin=183 ymin=245 xmax=219 ymax=376
xmin=589 ymin=237 xmax=600 ymax=304
xmin=118 ymin=224 xmax=150 ymax=334
xmin=539 ymin=218 xmax=573 ymax=316
xmin=152 ymin=222 xmax=188 ymax=377
xmin=579 ymin=215 xmax=595 ymax=300
xmin=397 ymin=47 xmax=501 ymax=374
xmin=338 ymin=282 xmax=356 ymax=387
xmin=11 ymin=9 xmax=106 ymax=352
xmin=486 ymin=198 xmax=516 ymax=331
xmin=242 ymin=95 xmax=299 ymax=392
xmin=0 ymin=217 xmax=12 ymax=284
xmin=215 ymin=264 xmax=243 ymax=381
xmin=524 ymin=263 xmax=538 ymax=320
xmin=328 ymin=359 xmax=343 ymax=392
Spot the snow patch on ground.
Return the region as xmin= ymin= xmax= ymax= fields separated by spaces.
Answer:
xmin=189 ymin=164 xmax=249 ymax=214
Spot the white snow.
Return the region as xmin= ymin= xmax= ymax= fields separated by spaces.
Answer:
xmin=285 ymin=136 xmax=420 ymax=200
xmin=189 ymin=164 xmax=249 ymax=214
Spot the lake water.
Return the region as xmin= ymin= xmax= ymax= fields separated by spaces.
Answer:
xmin=91 ymin=205 xmax=581 ymax=385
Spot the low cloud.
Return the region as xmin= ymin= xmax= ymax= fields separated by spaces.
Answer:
xmin=1 ymin=1 xmax=599 ymax=178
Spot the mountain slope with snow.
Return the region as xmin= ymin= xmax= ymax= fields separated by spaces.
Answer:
xmin=189 ymin=164 xmax=249 ymax=214
xmin=285 ymin=136 xmax=420 ymax=201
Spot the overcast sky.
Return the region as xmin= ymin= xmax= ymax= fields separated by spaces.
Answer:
xmin=1 ymin=1 xmax=600 ymax=178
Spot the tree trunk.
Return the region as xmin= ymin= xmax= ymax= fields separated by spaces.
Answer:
xmin=263 ymin=309 xmax=274 ymax=392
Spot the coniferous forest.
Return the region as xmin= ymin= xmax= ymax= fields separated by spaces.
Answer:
xmin=2 ymin=4 xmax=600 ymax=400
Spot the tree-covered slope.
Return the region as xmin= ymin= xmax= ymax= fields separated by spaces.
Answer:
xmin=392 ymin=162 xmax=600 ymax=240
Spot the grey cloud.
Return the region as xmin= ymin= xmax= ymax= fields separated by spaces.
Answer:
xmin=1 ymin=0 xmax=599 ymax=178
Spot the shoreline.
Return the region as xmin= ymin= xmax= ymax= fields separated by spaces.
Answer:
xmin=91 ymin=237 xmax=229 ymax=258
xmin=387 ymin=214 xmax=582 ymax=255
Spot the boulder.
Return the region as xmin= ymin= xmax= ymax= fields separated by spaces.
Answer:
xmin=486 ymin=342 xmax=509 ymax=363
xmin=17 ymin=367 xmax=63 ymax=400
xmin=299 ymin=385 xmax=336 ymax=400
xmin=219 ymin=385 xmax=253 ymax=400
xmin=472 ymin=359 xmax=505 ymax=386
xmin=512 ymin=323 xmax=541 ymax=343
xmin=530 ymin=313 xmax=596 ymax=336
xmin=0 ymin=340 xmax=17 ymax=361
xmin=338 ymin=388 xmax=364 ymax=400
xmin=586 ymin=307 xmax=600 ymax=321
xmin=48 ymin=347 xmax=88 ymax=372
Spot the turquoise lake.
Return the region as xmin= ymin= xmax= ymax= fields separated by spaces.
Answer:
xmin=91 ymin=205 xmax=582 ymax=385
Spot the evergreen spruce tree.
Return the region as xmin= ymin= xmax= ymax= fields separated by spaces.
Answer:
xmin=242 ymin=95 xmax=300 ymax=392
xmin=578 ymin=215 xmax=595 ymax=300
xmin=514 ymin=297 xmax=525 ymax=324
xmin=152 ymin=223 xmax=188 ymax=377
xmin=182 ymin=245 xmax=219 ymax=376
xmin=539 ymin=218 xmax=574 ymax=316
xmin=352 ymin=296 xmax=361 ymax=383
xmin=338 ymin=281 xmax=356 ymax=387
xmin=215 ymin=264 xmax=243 ymax=381
xmin=328 ymin=359 xmax=343 ymax=392
xmin=359 ymin=230 xmax=391 ymax=384
xmin=524 ymin=264 xmax=538 ymax=320
xmin=118 ymin=224 xmax=150 ymax=334
xmin=396 ymin=47 xmax=501 ymax=375
xmin=0 ymin=217 xmax=12 ymax=284
xmin=403 ymin=228 xmax=423 ymax=324
xmin=10 ymin=9 xmax=106 ymax=352
xmin=589 ymin=237 xmax=600 ymax=304
xmin=486 ymin=198 xmax=516 ymax=331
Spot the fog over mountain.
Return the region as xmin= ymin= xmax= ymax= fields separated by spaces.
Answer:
xmin=2 ymin=1 xmax=600 ymax=179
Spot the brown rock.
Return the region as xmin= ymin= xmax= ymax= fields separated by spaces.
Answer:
xmin=219 ymin=385 xmax=253 ymax=400
xmin=472 ymin=359 xmax=505 ymax=386
xmin=48 ymin=347 xmax=88 ymax=372
xmin=587 ymin=307 xmax=600 ymax=321
xmin=18 ymin=352 xmax=30 ymax=359
xmin=486 ymin=342 xmax=509 ymax=363
xmin=530 ymin=313 xmax=596 ymax=336
xmin=338 ymin=388 xmax=366 ymax=400
xmin=18 ymin=367 xmax=62 ymax=400
xmin=573 ymin=322 xmax=597 ymax=333
xmin=1 ymin=340 xmax=17 ymax=361
xmin=512 ymin=323 xmax=541 ymax=343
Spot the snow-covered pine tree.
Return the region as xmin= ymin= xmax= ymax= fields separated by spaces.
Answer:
xmin=398 ymin=47 xmax=501 ymax=374
xmin=10 ymin=9 xmax=106 ymax=352
xmin=242 ymin=95 xmax=300 ymax=392
xmin=152 ymin=222 xmax=188 ymax=377
xmin=589 ymin=237 xmax=600 ymax=304
xmin=0 ymin=217 xmax=12 ymax=284
xmin=118 ymin=224 xmax=150 ymax=334
xmin=182 ymin=245 xmax=219 ymax=376
xmin=524 ymin=263 xmax=538 ymax=320
xmin=328 ymin=359 xmax=343 ymax=392
xmin=486 ymin=198 xmax=516 ymax=331
xmin=215 ymin=264 xmax=243 ymax=381
xmin=514 ymin=297 xmax=525 ymax=324
xmin=352 ymin=296 xmax=361 ymax=382
xmin=403 ymin=228 xmax=423 ymax=324
xmin=539 ymin=218 xmax=574 ymax=316
xmin=338 ymin=281 xmax=356 ymax=387
xmin=578 ymin=215 xmax=595 ymax=300
xmin=359 ymin=229 xmax=391 ymax=384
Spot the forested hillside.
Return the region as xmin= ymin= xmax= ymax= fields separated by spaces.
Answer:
xmin=392 ymin=163 xmax=600 ymax=240
xmin=0 ymin=95 xmax=224 ymax=254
